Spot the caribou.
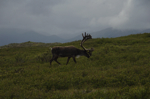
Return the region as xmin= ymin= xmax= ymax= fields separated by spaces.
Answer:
xmin=50 ymin=32 xmax=94 ymax=65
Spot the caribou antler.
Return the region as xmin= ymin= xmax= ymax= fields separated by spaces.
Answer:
xmin=80 ymin=32 xmax=92 ymax=51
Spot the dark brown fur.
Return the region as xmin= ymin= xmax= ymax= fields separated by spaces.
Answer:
xmin=50 ymin=46 xmax=90 ymax=65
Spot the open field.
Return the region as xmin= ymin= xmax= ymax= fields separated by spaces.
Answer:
xmin=0 ymin=33 xmax=150 ymax=99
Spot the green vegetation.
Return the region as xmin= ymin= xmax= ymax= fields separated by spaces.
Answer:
xmin=0 ymin=33 xmax=150 ymax=99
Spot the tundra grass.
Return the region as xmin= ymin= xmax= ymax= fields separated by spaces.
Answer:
xmin=0 ymin=33 xmax=150 ymax=99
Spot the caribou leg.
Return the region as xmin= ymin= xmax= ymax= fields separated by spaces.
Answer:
xmin=54 ymin=57 xmax=61 ymax=65
xmin=66 ymin=57 xmax=71 ymax=65
xmin=72 ymin=56 xmax=77 ymax=63
xmin=50 ymin=55 xmax=61 ymax=65
xmin=50 ymin=56 xmax=54 ymax=65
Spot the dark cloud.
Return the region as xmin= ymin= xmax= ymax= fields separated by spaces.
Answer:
xmin=0 ymin=0 xmax=150 ymax=36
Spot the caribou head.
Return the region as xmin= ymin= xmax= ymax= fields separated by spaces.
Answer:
xmin=50 ymin=32 xmax=94 ymax=65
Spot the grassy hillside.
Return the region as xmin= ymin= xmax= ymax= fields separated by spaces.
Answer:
xmin=0 ymin=33 xmax=150 ymax=99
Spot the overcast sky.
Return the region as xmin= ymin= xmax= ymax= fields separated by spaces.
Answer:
xmin=0 ymin=0 xmax=150 ymax=36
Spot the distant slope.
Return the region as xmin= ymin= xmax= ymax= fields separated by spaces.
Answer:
xmin=68 ymin=28 xmax=150 ymax=42
xmin=0 ymin=28 xmax=65 ymax=46
xmin=1 ymin=28 xmax=150 ymax=46
xmin=91 ymin=28 xmax=150 ymax=38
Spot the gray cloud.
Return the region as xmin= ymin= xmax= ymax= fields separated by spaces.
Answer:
xmin=110 ymin=0 xmax=150 ymax=30
xmin=0 ymin=0 xmax=150 ymax=36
